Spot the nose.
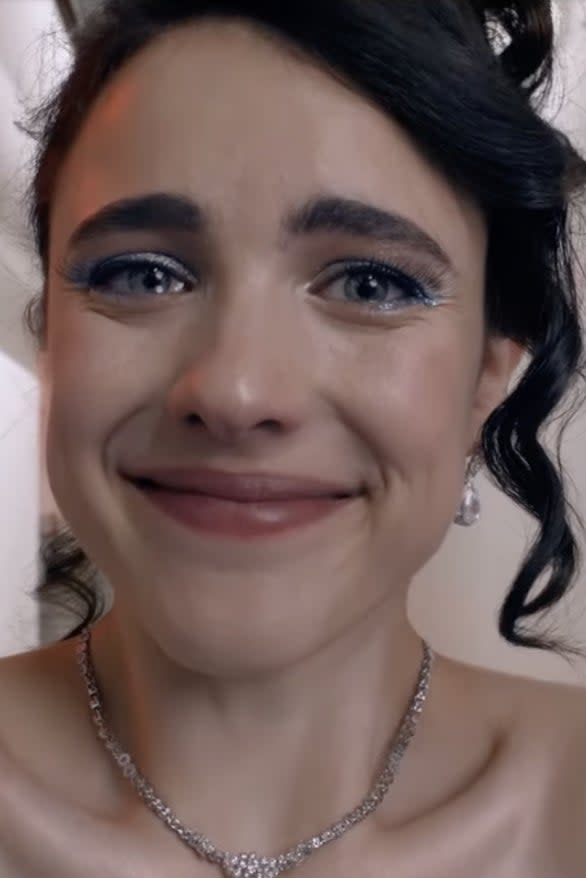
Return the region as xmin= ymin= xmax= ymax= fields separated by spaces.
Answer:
xmin=165 ymin=301 xmax=313 ymax=445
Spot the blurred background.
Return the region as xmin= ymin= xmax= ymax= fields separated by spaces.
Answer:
xmin=1 ymin=0 xmax=585 ymax=683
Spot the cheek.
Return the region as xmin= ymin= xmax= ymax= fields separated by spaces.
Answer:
xmin=349 ymin=321 xmax=477 ymax=454
xmin=339 ymin=320 xmax=479 ymax=535
xmin=44 ymin=305 xmax=150 ymax=494
xmin=346 ymin=325 xmax=479 ymax=583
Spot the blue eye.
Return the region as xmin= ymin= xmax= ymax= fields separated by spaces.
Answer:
xmin=317 ymin=260 xmax=441 ymax=312
xmin=58 ymin=252 xmax=443 ymax=313
xmin=58 ymin=253 xmax=196 ymax=299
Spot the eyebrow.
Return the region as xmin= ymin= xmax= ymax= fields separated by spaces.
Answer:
xmin=66 ymin=192 xmax=453 ymax=273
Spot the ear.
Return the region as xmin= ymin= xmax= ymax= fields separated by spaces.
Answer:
xmin=468 ymin=333 xmax=525 ymax=452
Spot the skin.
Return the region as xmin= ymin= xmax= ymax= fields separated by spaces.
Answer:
xmin=0 ymin=17 xmax=585 ymax=878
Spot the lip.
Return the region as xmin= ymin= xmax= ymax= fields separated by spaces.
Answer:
xmin=126 ymin=482 xmax=359 ymax=539
xmin=121 ymin=466 xmax=360 ymax=501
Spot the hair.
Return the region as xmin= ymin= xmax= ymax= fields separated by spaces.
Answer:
xmin=17 ymin=0 xmax=586 ymax=656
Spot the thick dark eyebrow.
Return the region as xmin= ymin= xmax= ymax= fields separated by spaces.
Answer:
xmin=284 ymin=195 xmax=453 ymax=274
xmin=66 ymin=193 xmax=206 ymax=251
xmin=66 ymin=191 xmax=453 ymax=274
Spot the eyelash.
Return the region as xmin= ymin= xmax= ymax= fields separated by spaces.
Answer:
xmin=55 ymin=251 xmax=443 ymax=313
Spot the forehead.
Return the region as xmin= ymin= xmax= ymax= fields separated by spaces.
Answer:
xmin=50 ymin=18 xmax=485 ymax=265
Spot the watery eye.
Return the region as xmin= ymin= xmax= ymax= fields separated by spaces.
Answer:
xmin=342 ymin=268 xmax=405 ymax=307
xmin=317 ymin=260 xmax=434 ymax=312
xmin=58 ymin=252 xmax=198 ymax=300
xmin=89 ymin=260 xmax=194 ymax=297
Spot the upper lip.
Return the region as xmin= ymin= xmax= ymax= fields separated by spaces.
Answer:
xmin=122 ymin=466 xmax=361 ymax=501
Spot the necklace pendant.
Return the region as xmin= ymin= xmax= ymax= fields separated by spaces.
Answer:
xmin=222 ymin=852 xmax=281 ymax=878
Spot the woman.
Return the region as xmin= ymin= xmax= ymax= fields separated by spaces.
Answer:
xmin=1 ymin=0 xmax=586 ymax=875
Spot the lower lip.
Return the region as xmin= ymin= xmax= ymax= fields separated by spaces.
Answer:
xmin=130 ymin=483 xmax=358 ymax=539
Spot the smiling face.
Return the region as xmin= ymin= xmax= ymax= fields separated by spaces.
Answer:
xmin=44 ymin=18 xmax=520 ymax=672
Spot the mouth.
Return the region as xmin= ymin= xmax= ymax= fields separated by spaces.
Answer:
xmin=123 ymin=475 xmax=361 ymax=540
xmin=129 ymin=476 xmax=355 ymax=502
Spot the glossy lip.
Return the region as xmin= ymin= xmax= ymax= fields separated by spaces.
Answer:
xmin=127 ymin=483 xmax=358 ymax=539
xmin=120 ymin=466 xmax=361 ymax=501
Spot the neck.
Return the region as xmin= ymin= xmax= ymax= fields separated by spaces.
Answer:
xmin=85 ymin=598 xmax=496 ymax=857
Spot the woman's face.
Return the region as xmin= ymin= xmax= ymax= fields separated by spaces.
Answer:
xmin=45 ymin=19 xmax=519 ymax=672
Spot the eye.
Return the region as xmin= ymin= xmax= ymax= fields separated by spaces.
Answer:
xmin=58 ymin=253 xmax=196 ymax=300
xmin=315 ymin=259 xmax=442 ymax=312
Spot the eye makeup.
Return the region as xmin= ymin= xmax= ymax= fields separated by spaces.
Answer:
xmin=55 ymin=247 xmax=449 ymax=315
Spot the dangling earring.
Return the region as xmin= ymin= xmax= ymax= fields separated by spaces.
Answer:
xmin=454 ymin=452 xmax=482 ymax=527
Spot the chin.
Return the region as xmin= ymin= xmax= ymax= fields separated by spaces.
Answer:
xmin=136 ymin=596 xmax=350 ymax=678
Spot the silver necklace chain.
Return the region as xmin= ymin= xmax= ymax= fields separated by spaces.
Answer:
xmin=75 ymin=626 xmax=434 ymax=878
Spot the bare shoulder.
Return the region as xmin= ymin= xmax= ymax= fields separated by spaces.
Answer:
xmin=0 ymin=638 xmax=80 ymax=730
xmin=501 ymin=667 xmax=586 ymax=872
xmin=445 ymin=652 xmax=586 ymax=749
xmin=0 ymin=641 xmax=156 ymax=878
xmin=443 ymin=653 xmax=586 ymax=868
xmin=0 ymin=638 xmax=95 ymax=798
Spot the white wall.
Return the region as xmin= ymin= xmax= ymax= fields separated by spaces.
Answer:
xmin=0 ymin=351 xmax=39 ymax=654
xmin=1 ymin=2 xmax=586 ymax=682
xmin=0 ymin=0 xmax=72 ymax=654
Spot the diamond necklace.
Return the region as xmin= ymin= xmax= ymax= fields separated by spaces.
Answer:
xmin=75 ymin=626 xmax=434 ymax=878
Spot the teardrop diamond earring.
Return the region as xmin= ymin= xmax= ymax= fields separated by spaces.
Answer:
xmin=454 ymin=452 xmax=482 ymax=527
